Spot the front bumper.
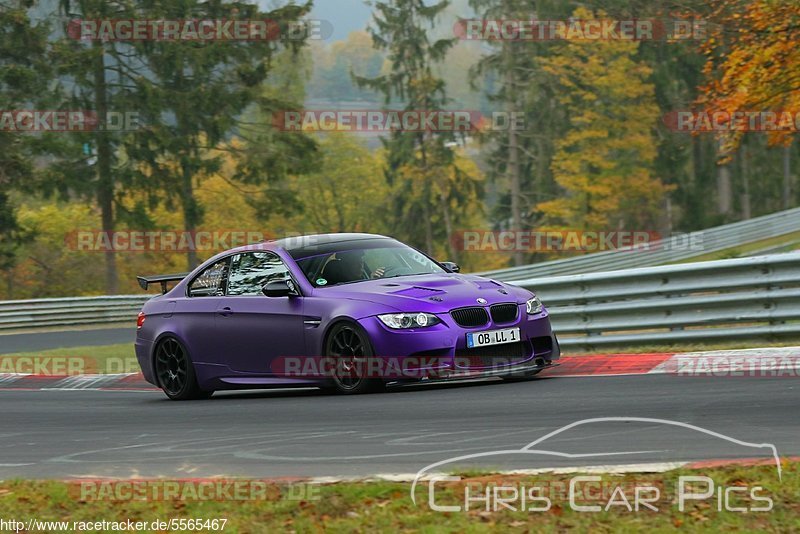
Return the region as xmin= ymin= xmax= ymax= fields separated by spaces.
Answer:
xmin=359 ymin=306 xmax=560 ymax=379
xmin=412 ymin=357 xmax=559 ymax=384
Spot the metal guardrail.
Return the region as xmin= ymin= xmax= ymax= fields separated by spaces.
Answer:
xmin=0 ymin=254 xmax=798 ymax=351
xmin=479 ymin=206 xmax=800 ymax=281
xmin=0 ymin=295 xmax=149 ymax=331
xmin=512 ymin=252 xmax=800 ymax=350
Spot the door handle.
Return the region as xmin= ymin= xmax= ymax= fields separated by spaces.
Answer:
xmin=218 ymin=306 xmax=233 ymax=317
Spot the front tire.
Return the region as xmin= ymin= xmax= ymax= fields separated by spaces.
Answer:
xmin=154 ymin=337 xmax=213 ymax=401
xmin=323 ymin=322 xmax=385 ymax=395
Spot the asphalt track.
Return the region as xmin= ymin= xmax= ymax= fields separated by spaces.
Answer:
xmin=0 ymin=374 xmax=796 ymax=479
xmin=0 ymin=328 xmax=132 ymax=355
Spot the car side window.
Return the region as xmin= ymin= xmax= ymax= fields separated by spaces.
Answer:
xmin=188 ymin=258 xmax=230 ymax=297
xmin=228 ymin=252 xmax=291 ymax=296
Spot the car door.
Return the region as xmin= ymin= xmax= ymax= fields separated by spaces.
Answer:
xmin=214 ymin=251 xmax=305 ymax=374
xmin=176 ymin=257 xmax=231 ymax=365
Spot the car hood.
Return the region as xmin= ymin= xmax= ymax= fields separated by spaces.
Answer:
xmin=311 ymin=273 xmax=533 ymax=314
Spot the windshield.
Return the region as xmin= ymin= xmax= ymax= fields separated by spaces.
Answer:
xmin=291 ymin=241 xmax=446 ymax=287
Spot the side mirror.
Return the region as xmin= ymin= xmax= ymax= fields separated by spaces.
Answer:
xmin=262 ymin=279 xmax=298 ymax=298
xmin=441 ymin=261 xmax=460 ymax=273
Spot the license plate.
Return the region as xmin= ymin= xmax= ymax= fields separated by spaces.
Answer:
xmin=466 ymin=327 xmax=521 ymax=348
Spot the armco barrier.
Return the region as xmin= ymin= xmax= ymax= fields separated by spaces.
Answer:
xmin=512 ymin=252 xmax=800 ymax=349
xmin=0 ymin=253 xmax=799 ymax=350
xmin=478 ymin=206 xmax=800 ymax=281
xmin=0 ymin=295 xmax=149 ymax=331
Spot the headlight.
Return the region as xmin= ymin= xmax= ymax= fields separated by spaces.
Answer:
xmin=526 ymin=296 xmax=544 ymax=315
xmin=378 ymin=312 xmax=441 ymax=329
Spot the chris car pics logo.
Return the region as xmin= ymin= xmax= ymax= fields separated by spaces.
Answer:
xmin=411 ymin=417 xmax=780 ymax=514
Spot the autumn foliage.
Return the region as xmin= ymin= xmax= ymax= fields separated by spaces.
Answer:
xmin=700 ymin=0 xmax=800 ymax=151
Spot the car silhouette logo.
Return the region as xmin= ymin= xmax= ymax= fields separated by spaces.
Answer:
xmin=476 ymin=298 xmax=488 ymax=305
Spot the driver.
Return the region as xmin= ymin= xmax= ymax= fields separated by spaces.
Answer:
xmin=337 ymin=251 xmax=385 ymax=280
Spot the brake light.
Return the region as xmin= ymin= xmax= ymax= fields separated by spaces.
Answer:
xmin=137 ymin=312 xmax=146 ymax=329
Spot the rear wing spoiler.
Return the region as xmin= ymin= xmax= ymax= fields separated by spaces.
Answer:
xmin=137 ymin=273 xmax=189 ymax=294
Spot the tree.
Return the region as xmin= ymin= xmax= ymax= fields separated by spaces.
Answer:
xmin=308 ymin=31 xmax=385 ymax=103
xmin=0 ymin=0 xmax=51 ymax=293
xmin=10 ymin=201 xmax=104 ymax=298
xmin=47 ymin=0 xmax=153 ymax=294
xmin=278 ymin=133 xmax=388 ymax=234
xmin=700 ymin=0 xmax=800 ymax=210
xmin=234 ymin=44 xmax=319 ymax=227
xmin=536 ymin=7 xmax=671 ymax=231
xmin=468 ymin=0 xmax=570 ymax=266
xmin=356 ymin=0 xmax=480 ymax=260
xmin=126 ymin=1 xmax=313 ymax=270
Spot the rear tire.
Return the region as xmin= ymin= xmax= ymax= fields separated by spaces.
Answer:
xmin=322 ymin=322 xmax=385 ymax=395
xmin=154 ymin=337 xmax=213 ymax=401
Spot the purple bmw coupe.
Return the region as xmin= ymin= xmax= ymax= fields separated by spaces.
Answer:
xmin=135 ymin=233 xmax=560 ymax=400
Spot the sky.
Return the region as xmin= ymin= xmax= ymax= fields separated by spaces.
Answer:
xmin=310 ymin=0 xmax=373 ymax=41
xmin=306 ymin=0 xmax=475 ymax=42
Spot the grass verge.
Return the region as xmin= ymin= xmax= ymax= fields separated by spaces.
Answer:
xmin=0 ymin=344 xmax=136 ymax=375
xmin=0 ymin=462 xmax=796 ymax=532
xmin=669 ymin=230 xmax=800 ymax=264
